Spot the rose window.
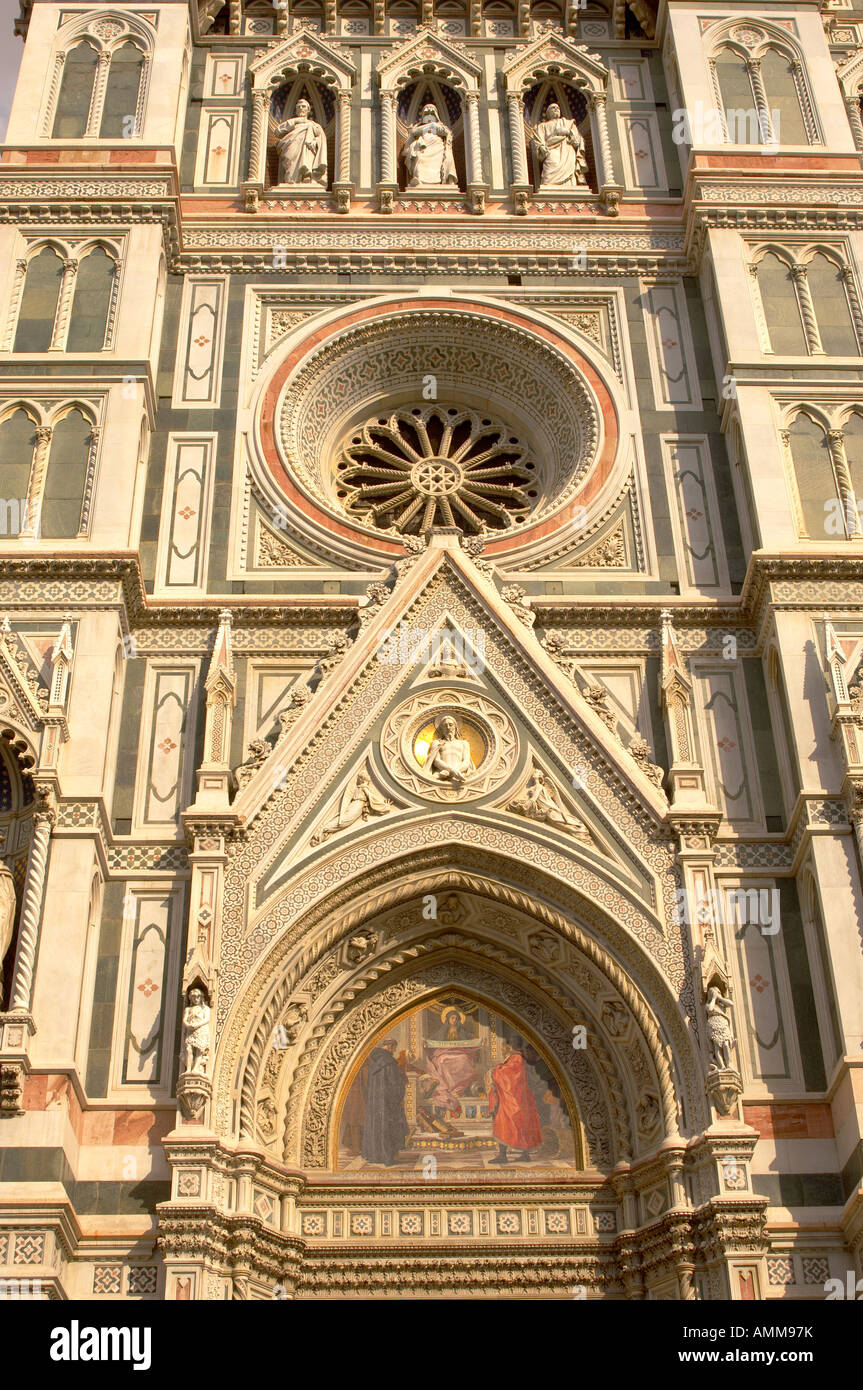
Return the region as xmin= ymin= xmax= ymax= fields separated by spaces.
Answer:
xmin=334 ymin=406 xmax=537 ymax=534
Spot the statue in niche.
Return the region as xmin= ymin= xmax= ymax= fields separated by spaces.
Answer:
xmin=274 ymin=97 xmax=328 ymax=189
xmin=705 ymin=984 xmax=736 ymax=1072
xmin=425 ymin=715 xmax=476 ymax=785
xmin=182 ymin=987 xmax=211 ymax=1075
xmin=403 ymin=103 xmax=458 ymax=189
xmin=0 ymin=860 xmax=16 ymax=1002
xmin=528 ymin=101 xmax=588 ymax=190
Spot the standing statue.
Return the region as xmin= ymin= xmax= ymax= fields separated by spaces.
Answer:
xmin=182 ymin=987 xmax=211 ymax=1076
xmin=403 ymin=103 xmax=458 ymax=189
xmin=274 ymin=97 xmax=328 ymax=189
xmin=705 ymin=985 xmax=735 ymax=1071
xmin=529 ymin=101 xmax=588 ymax=190
xmin=425 ymin=715 xmax=476 ymax=785
xmin=0 ymin=860 xmax=16 ymax=1003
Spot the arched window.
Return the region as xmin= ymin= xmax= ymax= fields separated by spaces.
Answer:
xmin=759 ymin=49 xmax=808 ymax=145
xmin=100 ymin=41 xmax=145 ymax=139
xmin=13 ymin=248 xmax=63 ymax=353
xmin=68 ymin=248 xmax=116 ymax=352
xmin=756 ymin=253 xmax=806 ymax=354
xmin=52 ymin=41 xmax=98 ymax=138
xmin=41 ymin=409 xmax=92 ymax=539
xmin=786 ymin=413 xmax=835 ymax=538
xmin=0 ymin=409 xmax=37 ymax=537
xmin=711 ymin=37 xmax=814 ymax=146
xmin=841 ymin=411 xmax=863 ymax=503
xmin=714 ymin=50 xmax=760 ymax=144
xmin=806 ymin=253 xmax=859 ymax=356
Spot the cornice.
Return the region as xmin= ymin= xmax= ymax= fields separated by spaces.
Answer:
xmin=2 ymin=552 xmax=863 ymax=632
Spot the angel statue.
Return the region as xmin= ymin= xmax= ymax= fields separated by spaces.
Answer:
xmin=403 ymin=103 xmax=458 ymax=189
xmin=273 ymin=97 xmax=328 ymax=189
xmin=528 ymin=101 xmax=588 ymax=190
xmin=311 ymin=769 xmax=391 ymax=844
xmin=507 ymin=767 xmax=592 ymax=844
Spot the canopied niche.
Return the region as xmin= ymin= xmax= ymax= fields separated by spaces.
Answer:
xmin=522 ymin=79 xmax=595 ymax=192
xmin=245 ymin=32 xmax=356 ymax=211
xmin=267 ymin=78 xmax=335 ymax=190
xmin=396 ymin=79 xmax=466 ymax=192
xmin=502 ymin=32 xmax=620 ymax=214
xmin=376 ymin=30 xmax=484 ymax=211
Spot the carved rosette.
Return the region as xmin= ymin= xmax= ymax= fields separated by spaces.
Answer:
xmin=380 ymin=689 xmax=518 ymax=802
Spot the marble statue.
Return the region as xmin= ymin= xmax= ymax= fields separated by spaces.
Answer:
xmin=182 ymin=988 xmax=211 ymax=1075
xmin=0 ymin=860 xmax=16 ymax=1002
xmin=507 ymin=767 xmax=591 ymax=843
xmin=705 ymin=985 xmax=735 ymax=1071
xmin=426 ymin=715 xmax=475 ymax=784
xmin=403 ymin=103 xmax=458 ymax=189
xmin=275 ymin=98 xmax=328 ymax=189
xmin=311 ymin=769 xmax=391 ymax=844
xmin=529 ymin=102 xmax=588 ymax=190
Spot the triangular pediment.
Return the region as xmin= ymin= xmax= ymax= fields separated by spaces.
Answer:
xmin=376 ymin=28 xmax=482 ymax=92
xmin=248 ymin=31 xmax=356 ymax=92
xmin=231 ymin=537 xmax=668 ymax=920
xmin=502 ymin=33 xmax=608 ymax=94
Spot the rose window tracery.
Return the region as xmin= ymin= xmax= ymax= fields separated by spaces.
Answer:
xmin=335 ymin=406 xmax=537 ymax=534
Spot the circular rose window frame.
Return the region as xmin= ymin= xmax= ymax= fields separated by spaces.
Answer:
xmin=255 ymin=297 xmax=621 ymax=560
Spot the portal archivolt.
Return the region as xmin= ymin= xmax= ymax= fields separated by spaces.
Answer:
xmin=226 ymin=877 xmax=703 ymax=1170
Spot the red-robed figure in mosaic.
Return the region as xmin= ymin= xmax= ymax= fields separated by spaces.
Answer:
xmin=487 ymin=1041 xmax=543 ymax=1165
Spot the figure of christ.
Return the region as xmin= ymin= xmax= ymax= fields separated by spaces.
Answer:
xmin=425 ymin=715 xmax=476 ymax=785
xmin=529 ymin=102 xmax=588 ymax=191
xmin=402 ymin=103 xmax=458 ymax=189
xmin=274 ymin=97 xmax=328 ymax=189
xmin=414 ymin=1006 xmax=480 ymax=1121
xmin=487 ymin=1040 xmax=543 ymax=1165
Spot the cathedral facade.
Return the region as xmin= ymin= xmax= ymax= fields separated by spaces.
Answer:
xmin=0 ymin=0 xmax=862 ymax=1301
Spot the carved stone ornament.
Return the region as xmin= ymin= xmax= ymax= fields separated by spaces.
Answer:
xmin=0 ymin=1060 xmax=25 ymax=1116
xmin=706 ymin=1068 xmax=743 ymax=1119
xmin=380 ymin=689 xmax=518 ymax=802
xmin=177 ymin=1071 xmax=212 ymax=1124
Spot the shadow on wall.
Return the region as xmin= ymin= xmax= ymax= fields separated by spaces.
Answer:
xmin=0 ymin=7 xmax=24 ymax=142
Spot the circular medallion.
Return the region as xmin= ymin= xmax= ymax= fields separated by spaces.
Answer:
xmin=381 ymin=690 xmax=518 ymax=803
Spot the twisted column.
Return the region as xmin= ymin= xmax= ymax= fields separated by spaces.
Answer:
xmin=463 ymin=91 xmax=483 ymax=187
xmin=22 ymin=427 xmax=52 ymax=539
xmin=746 ymin=60 xmax=773 ymax=143
xmin=337 ymin=89 xmax=352 ymax=185
xmin=791 ymin=264 xmax=823 ymax=353
xmin=588 ymin=90 xmax=614 ymax=188
xmin=379 ymin=90 xmax=397 ymax=185
xmin=10 ymin=803 xmax=55 ymax=1013
xmin=844 ymin=92 xmax=863 ymax=152
xmin=507 ymin=94 xmax=529 ymax=186
xmin=51 ymin=259 xmax=78 ymax=350
xmin=841 ymin=265 xmax=863 ymax=349
xmin=86 ymin=51 xmax=111 ymax=137
xmin=248 ymin=90 xmax=269 ymax=186
xmin=828 ymin=428 xmax=859 ymax=535
xmin=3 ymin=260 xmax=28 ymax=351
